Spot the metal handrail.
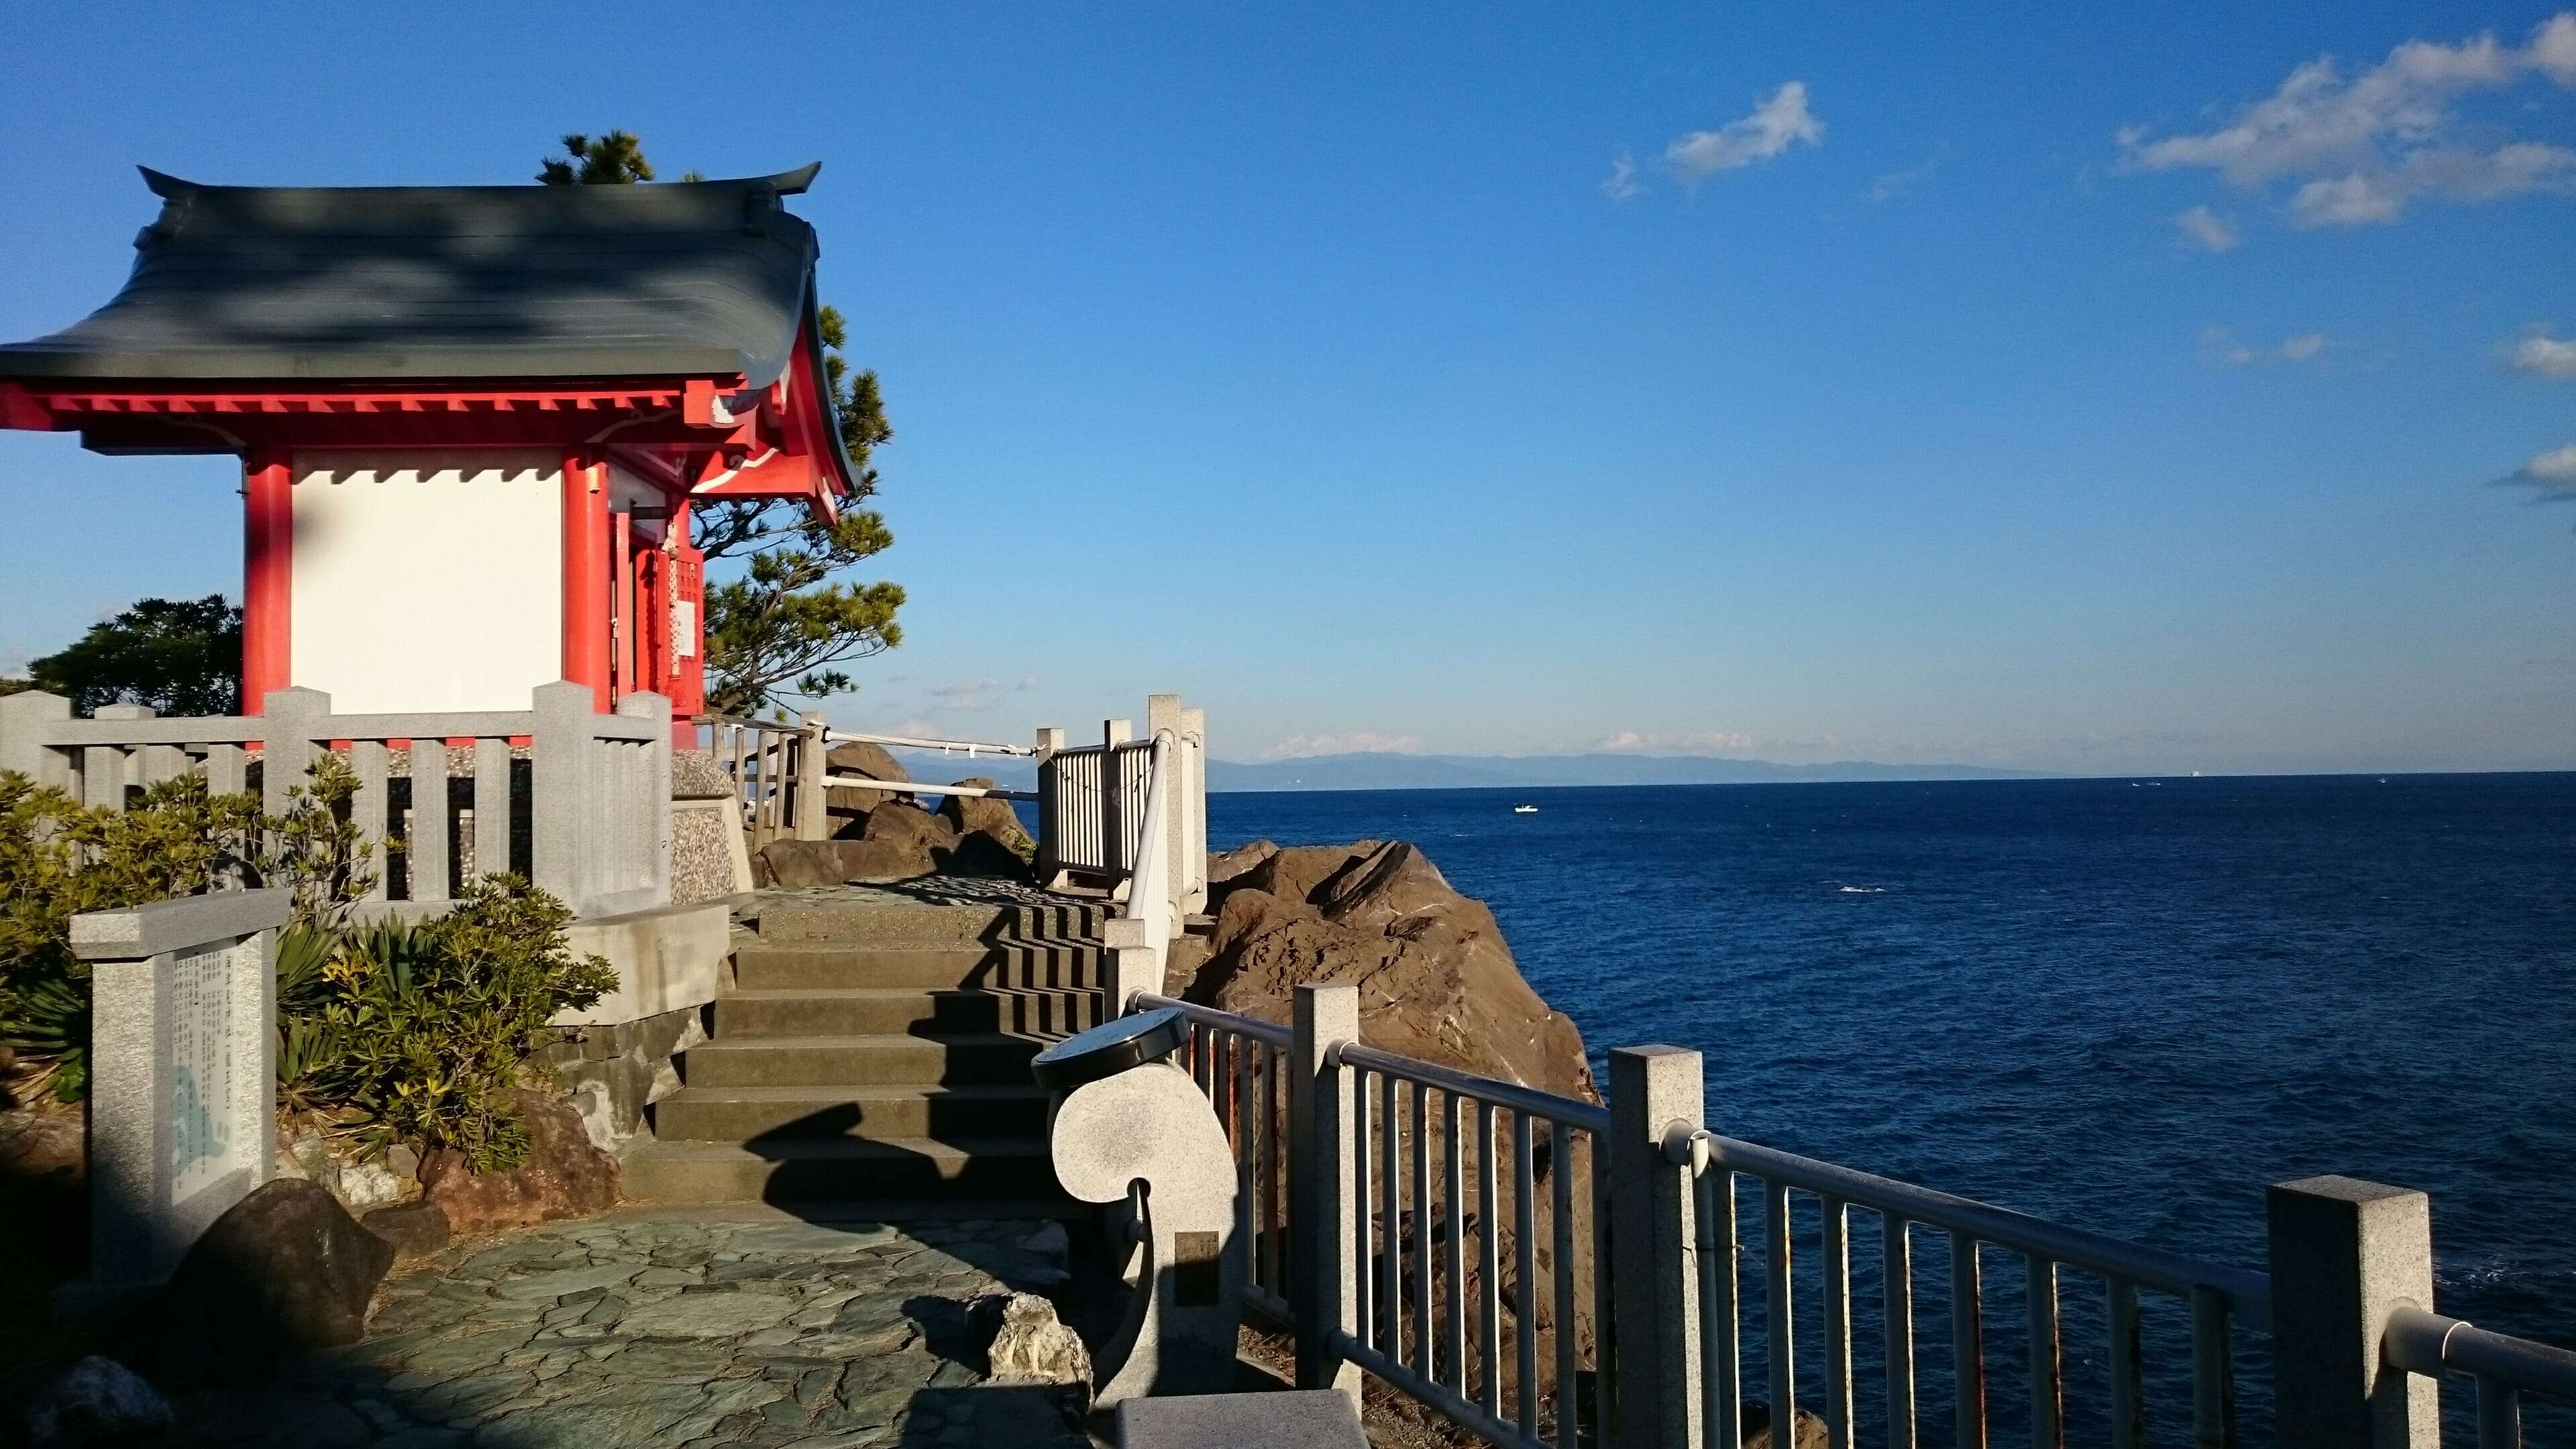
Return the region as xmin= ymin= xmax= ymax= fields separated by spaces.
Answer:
xmin=823 ymin=726 xmax=1032 ymax=757
xmin=1335 ymin=1040 xmax=1613 ymax=1135
xmin=2385 ymin=1304 xmax=2576 ymax=1447
xmin=1132 ymin=992 xmax=1294 ymax=1049
xmin=1666 ymin=1128 xmax=2272 ymax=1326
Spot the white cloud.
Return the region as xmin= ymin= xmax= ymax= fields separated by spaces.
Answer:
xmin=927 ymin=677 xmax=1002 ymax=710
xmin=1664 ymin=82 xmax=1823 ymax=180
xmin=1866 ymin=152 xmax=1941 ymax=203
xmin=1593 ymin=729 xmax=1756 ymax=755
xmin=2198 ymin=325 xmax=2335 ymax=367
xmin=2174 ymin=205 xmax=2243 ymax=252
xmin=2121 ymin=13 xmax=2576 ymax=226
xmin=1602 ymin=154 xmax=1642 ymax=201
xmin=1260 ymin=731 xmax=1421 ymax=760
xmin=2510 ymin=331 xmax=2576 ymax=378
xmin=881 ymin=716 xmax=945 ymax=739
xmin=2504 ymin=441 xmax=2576 ymax=498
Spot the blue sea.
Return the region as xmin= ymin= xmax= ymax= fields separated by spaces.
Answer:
xmin=1206 ymin=772 xmax=2576 ymax=1441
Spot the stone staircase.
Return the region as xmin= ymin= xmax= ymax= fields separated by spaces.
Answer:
xmin=624 ymin=898 xmax=1108 ymax=1207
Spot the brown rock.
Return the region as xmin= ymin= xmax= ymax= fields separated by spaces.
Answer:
xmin=360 ymin=1199 xmax=451 ymax=1263
xmin=126 ymin=1179 xmax=393 ymax=1388
xmin=935 ymin=830 xmax=1032 ymax=879
xmin=1236 ymin=841 xmax=1381 ymax=906
xmin=937 ymin=778 xmax=1036 ymax=857
xmin=419 ymin=1088 xmax=619 ymax=1235
xmin=756 ymin=838 xmax=845 ymax=890
xmin=825 ymin=739 xmax=912 ymax=826
xmin=827 ymin=739 xmax=909 ymax=784
xmin=867 ymin=799 xmax=957 ymax=850
xmin=833 ymin=835 xmax=932 ymax=884
xmin=1206 ymin=839 xmax=1277 ymax=890
xmin=1741 ymin=1403 xmax=1829 ymax=1448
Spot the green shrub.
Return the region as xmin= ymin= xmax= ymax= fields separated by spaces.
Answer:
xmin=274 ymin=877 xmax=615 ymax=1172
xmin=0 ymin=759 xmax=371 ymax=1102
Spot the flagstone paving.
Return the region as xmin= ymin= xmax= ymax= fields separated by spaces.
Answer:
xmin=162 ymin=1209 xmax=1095 ymax=1449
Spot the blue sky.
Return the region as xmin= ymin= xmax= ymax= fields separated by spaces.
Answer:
xmin=3 ymin=3 xmax=2572 ymax=775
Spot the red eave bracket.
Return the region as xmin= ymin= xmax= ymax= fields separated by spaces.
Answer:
xmin=0 ymin=384 xmax=66 ymax=431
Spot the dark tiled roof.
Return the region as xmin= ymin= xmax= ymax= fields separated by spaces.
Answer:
xmin=0 ymin=164 xmax=826 ymax=387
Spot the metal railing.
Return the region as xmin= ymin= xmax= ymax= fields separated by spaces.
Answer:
xmin=824 ymin=726 xmax=1032 ymax=758
xmin=1106 ymin=987 xmax=2576 ymax=1449
xmin=1665 ymin=1128 xmax=2267 ymax=1449
xmin=2386 ymin=1305 xmax=2576 ymax=1448
xmin=1334 ymin=1040 xmax=1613 ymax=1449
xmin=701 ymin=713 xmax=820 ymax=851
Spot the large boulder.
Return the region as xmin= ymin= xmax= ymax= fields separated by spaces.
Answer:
xmin=832 ymin=835 xmax=932 ymax=884
xmin=756 ymin=838 xmax=845 ymax=890
xmin=1205 ymin=839 xmax=1278 ymax=890
xmin=937 ymin=778 xmax=1036 ymax=856
xmin=123 ymin=1179 xmax=393 ymax=1389
xmin=419 ymin=1087 xmax=619 ymax=1236
xmin=825 ymin=740 xmax=910 ymax=828
xmin=1229 ymin=841 xmax=1383 ymax=910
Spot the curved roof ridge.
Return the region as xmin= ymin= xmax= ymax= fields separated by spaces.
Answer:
xmin=138 ymin=161 xmax=822 ymax=199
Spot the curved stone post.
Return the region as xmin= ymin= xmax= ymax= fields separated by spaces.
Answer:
xmin=1052 ymin=1060 xmax=1245 ymax=1405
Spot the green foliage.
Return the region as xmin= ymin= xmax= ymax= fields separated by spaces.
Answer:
xmin=533 ymin=128 xmax=906 ymax=717
xmin=0 ymin=761 xmax=372 ymax=1102
xmin=15 ymin=596 xmax=241 ymax=716
xmin=537 ymin=131 xmax=654 ymax=185
xmin=273 ymin=879 xmax=614 ymax=1171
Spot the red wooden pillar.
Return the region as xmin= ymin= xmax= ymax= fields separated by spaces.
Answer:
xmin=560 ymin=451 xmax=612 ymax=711
xmin=613 ymin=508 xmax=635 ymax=706
xmin=241 ymin=450 xmax=292 ymax=713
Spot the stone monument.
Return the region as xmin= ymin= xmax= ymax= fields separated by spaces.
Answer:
xmin=1034 ymin=1008 xmax=1247 ymax=1405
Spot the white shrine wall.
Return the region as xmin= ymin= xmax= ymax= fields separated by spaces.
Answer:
xmin=290 ymin=449 xmax=563 ymax=713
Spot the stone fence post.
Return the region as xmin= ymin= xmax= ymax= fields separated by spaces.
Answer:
xmin=67 ymin=888 xmax=291 ymax=1304
xmin=1291 ymin=983 xmax=1364 ymax=1404
xmin=2269 ymin=1176 xmax=2440 ymax=1448
xmin=0 ymin=689 xmax=73 ymax=790
xmin=531 ymin=680 xmax=595 ymax=915
xmin=794 ymin=711 xmax=829 ymax=842
xmin=258 ymin=687 xmax=330 ymax=818
xmin=1609 ymin=1046 xmax=1705 ymax=1449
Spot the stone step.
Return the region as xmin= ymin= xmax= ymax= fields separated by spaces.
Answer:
xmin=621 ymin=1136 xmax=1067 ymax=1205
xmin=652 ymin=1083 xmax=1052 ymax=1142
xmin=731 ymin=940 xmax=1105 ymax=991
xmin=753 ymin=900 xmax=1106 ymax=945
xmin=680 ymin=1032 xmax=1047 ymax=1089
xmin=714 ymin=987 xmax=1102 ymax=1039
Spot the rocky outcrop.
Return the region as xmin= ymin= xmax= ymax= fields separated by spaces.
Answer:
xmin=833 ymin=800 xmax=954 ymax=882
xmin=1193 ymin=839 xmax=1590 ymax=1100
xmin=419 ymin=1087 xmax=620 ymax=1236
xmin=125 ymin=1179 xmax=393 ymax=1389
xmin=1189 ymin=837 xmax=1597 ymax=1413
xmin=1205 ymin=839 xmax=1277 ymax=889
xmin=360 ymin=1199 xmax=451 ymax=1263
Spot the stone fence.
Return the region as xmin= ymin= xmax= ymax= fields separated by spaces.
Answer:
xmin=0 ymin=681 xmax=669 ymax=920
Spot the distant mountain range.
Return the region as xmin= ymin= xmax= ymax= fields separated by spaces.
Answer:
xmin=885 ymin=748 xmax=2041 ymax=794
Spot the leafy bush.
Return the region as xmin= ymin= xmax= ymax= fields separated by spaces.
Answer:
xmin=0 ymin=759 xmax=371 ymax=1102
xmin=274 ymin=877 xmax=614 ymax=1172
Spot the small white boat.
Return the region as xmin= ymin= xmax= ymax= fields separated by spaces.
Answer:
xmin=1512 ymin=804 xmax=1539 ymax=814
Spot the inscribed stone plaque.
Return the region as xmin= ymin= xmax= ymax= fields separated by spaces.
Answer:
xmin=168 ymin=940 xmax=240 ymax=1201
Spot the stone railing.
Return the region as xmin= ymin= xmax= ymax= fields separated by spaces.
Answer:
xmin=0 ymin=682 xmax=669 ymax=920
xmin=60 ymin=888 xmax=290 ymax=1308
xmin=1123 ymin=986 xmax=2576 ymax=1448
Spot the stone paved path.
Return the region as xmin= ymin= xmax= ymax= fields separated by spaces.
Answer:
xmin=166 ymin=1210 xmax=1095 ymax=1449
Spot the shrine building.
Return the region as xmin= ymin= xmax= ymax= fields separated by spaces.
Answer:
xmin=0 ymin=164 xmax=861 ymax=733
